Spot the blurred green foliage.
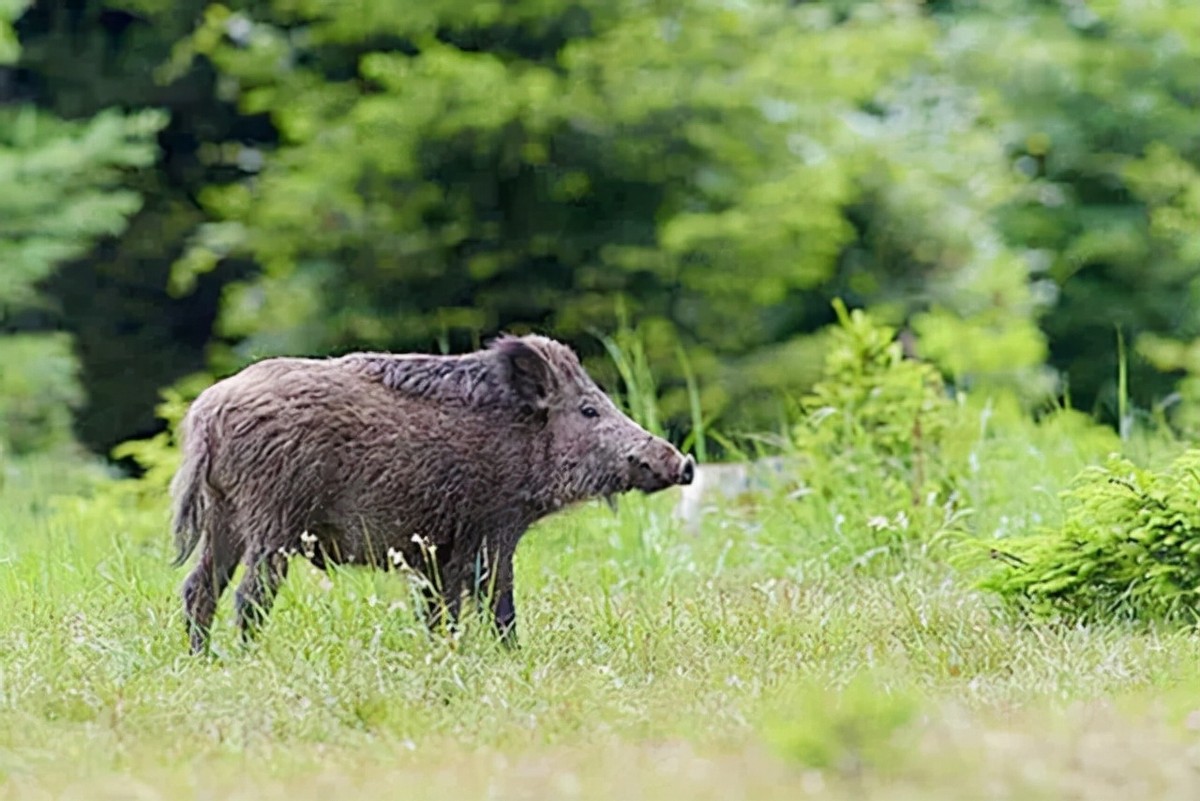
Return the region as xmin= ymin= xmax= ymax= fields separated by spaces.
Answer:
xmin=0 ymin=2 xmax=165 ymax=454
xmin=2 ymin=0 xmax=1200 ymax=457
xmin=9 ymin=0 xmax=266 ymax=455
xmin=159 ymin=0 xmax=1057 ymax=436
xmin=959 ymin=0 xmax=1200 ymax=419
xmin=761 ymin=670 xmax=924 ymax=778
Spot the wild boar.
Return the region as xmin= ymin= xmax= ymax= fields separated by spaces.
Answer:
xmin=171 ymin=333 xmax=695 ymax=654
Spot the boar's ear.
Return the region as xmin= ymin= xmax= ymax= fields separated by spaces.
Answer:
xmin=494 ymin=336 xmax=557 ymax=409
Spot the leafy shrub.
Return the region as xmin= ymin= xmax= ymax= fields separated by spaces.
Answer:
xmin=796 ymin=300 xmax=953 ymax=476
xmin=787 ymin=300 xmax=970 ymax=560
xmin=980 ymin=449 xmax=1200 ymax=626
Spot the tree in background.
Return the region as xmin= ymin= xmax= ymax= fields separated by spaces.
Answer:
xmin=164 ymin=0 xmax=1048 ymax=438
xmin=0 ymin=0 xmax=165 ymax=456
xmin=946 ymin=0 xmax=1200 ymax=420
xmin=10 ymin=0 xmax=273 ymax=456
xmin=6 ymin=0 xmax=1200 ymax=459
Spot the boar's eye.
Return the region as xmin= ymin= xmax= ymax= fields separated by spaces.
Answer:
xmin=581 ymin=405 xmax=599 ymax=419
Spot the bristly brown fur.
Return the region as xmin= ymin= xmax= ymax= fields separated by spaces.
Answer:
xmin=171 ymin=333 xmax=694 ymax=654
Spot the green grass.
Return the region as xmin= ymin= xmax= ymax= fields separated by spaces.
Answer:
xmin=4 ymin=401 xmax=1200 ymax=800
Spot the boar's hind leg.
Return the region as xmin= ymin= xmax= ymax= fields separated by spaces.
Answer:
xmin=234 ymin=550 xmax=290 ymax=644
xmin=182 ymin=543 xmax=239 ymax=655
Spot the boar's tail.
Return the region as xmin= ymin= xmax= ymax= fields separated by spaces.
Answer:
xmin=169 ymin=404 xmax=217 ymax=568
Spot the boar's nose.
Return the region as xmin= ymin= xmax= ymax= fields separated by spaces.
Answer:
xmin=680 ymin=455 xmax=695 ymax=485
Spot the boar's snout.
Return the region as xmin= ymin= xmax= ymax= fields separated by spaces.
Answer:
xmin=680 ymin=455 xmax=695 ymax=485
xmin=627 ymin=439 xmax=695 ymax=494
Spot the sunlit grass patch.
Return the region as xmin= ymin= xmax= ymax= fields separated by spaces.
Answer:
xmin=4 ymin=397 xmax=1200 ymax=799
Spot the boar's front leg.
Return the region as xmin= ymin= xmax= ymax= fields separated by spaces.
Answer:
xmin=474 ymin=540 xmax=518 ymax=648
xmin=420 ymin=581 xmax=463 ymax=635
xmin=492 ymin=586 xmax=517 ymax=647
xmin=417 ymin=549 xmax=463 ymax=636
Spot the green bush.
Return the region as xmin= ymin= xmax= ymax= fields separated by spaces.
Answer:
xmin=786 ymin=300 xmax=970 ymax=561
xmin=980 ymin=449 xmax=1200 ymax=626
xmin=795 ymin=300 xmax=954 ymax=480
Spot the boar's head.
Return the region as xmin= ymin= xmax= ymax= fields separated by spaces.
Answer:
xmin=494 ymin=335 xmax=695 ymax=509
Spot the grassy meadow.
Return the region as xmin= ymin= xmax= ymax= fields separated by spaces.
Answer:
xmin=5 ymin=389 xmax=1200 ymax=800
